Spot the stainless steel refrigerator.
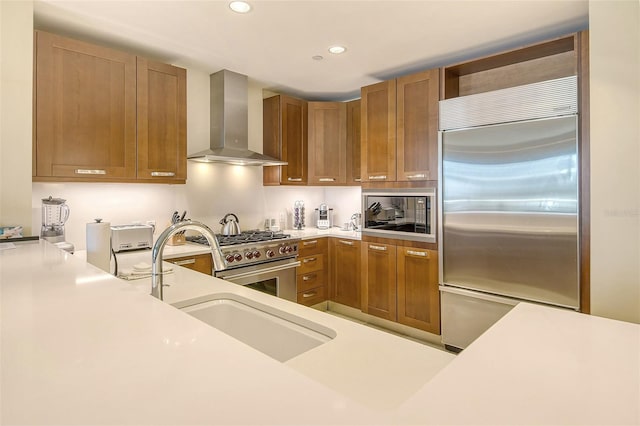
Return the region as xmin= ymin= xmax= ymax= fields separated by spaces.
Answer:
xmin=438 ymin=76 xmax=580 ymax=351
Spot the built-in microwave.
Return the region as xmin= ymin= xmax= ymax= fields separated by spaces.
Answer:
xmin=362 ymin=188 xmax=436 ymax=243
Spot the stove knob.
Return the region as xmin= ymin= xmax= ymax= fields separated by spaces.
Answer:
xmin=244 ymin=251 xmax=253 ymax=259
xmin=279 ymin=246 xmax=286 ymax=255
xmin=285 ymin=245 xmax=293 ymax=253
xmin=234 ymin=253 xmax=243 ymax=262
xmin=266 ymin=249 xmax=275 ymax=258
xmin=252 ymin=250 xmax=261 ymax=259
xmin=225 ymin=254 xmax=235 ymax=263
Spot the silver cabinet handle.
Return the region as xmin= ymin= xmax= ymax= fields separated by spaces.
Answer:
xmin=339 ymin=240 xmax=354 ymax=246
xmin=287 ymin=177 xmax=302 ymax=182
xmin=151 ymin=171 xmax=176 ymax=177
xmin=75 ymin=169 xmax=106 ymax=175
xmin=302 ymin=274 xmax=316 ymax=281
xmin=303 ymin=257 xmax=317 ymax=263
xmin=368 ymin=175 xmax=387 ymax=180
xmin=354 ymin=178 xmax=362 ymax=182
xmin=407 ymin=250 xmax=429 ymax=258
xmin=318 ymin=178 xmax=336 ymax=182
xmin=369 ymin=244 xmax=387 ymax=251
xmin=303 ymin=240 xmax=318 ymax=246
xmin=406 ymin=173 xmax=426 ymax=179
xmin=174 ymin=258 xmax=196 ymax=266
xmin=302 ymin=291 xmax=317 ymax=298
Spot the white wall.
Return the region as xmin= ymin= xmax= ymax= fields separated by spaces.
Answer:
xmin=589 ymin=0 xmax=640 ymax=323
xmin=0 ymin=0 xmax=33 ymax=235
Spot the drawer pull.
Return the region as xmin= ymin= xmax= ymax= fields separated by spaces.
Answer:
xmin=319 ymin=178 xmax=336 ymax=182
xmin=75 ymin=169 xmax=106 ymax=175
xmin=368 ymin=175 xmax=387 ymax=180
xmin=369 ymin=244 xmax=387 ymax=251
xmin=302 ymin=274 xmax=316 ymax=281
xmin=406 ymin=173 xmax=426 ymax=179
xmin=287 ymin=177 xmax=303 ymax=182
xmin=302 ymin=291 xmax=317 ymax=298
xmin=151 ymin=171 xmax=176 ymax=177
xmin=174 ymin=258 xmax=196 ymax=266
xmin=407 ymin=250 xmax=428 ymax=258
xmin=303 ymin=257 xmax=317 ymax=263
xmin=354 ymin=178 xmax=362 ymax=182
xmin=339 ymin=240 xmax=354 ymax=246
xmin=303 ymin=240 xmax=318 ymax=246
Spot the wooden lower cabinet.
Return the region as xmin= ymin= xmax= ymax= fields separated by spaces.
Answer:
xmin=296 ymin=238 xmax=328 ymax=306
xmin=361 ymin=242 xmax=397 ymax=321
xmin=397 ymin=247 xmax=440 ymax=334
xmin=329 ymin=238 xmax=361 ymax=309
xmin=165 ymin=253 xmax=212 ymax=275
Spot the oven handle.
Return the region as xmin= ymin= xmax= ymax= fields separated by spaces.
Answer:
xmin=220 ymin=260 xmax=301 ymax=281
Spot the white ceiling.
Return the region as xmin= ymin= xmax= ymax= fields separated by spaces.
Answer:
xmin=33 ymin=0 xmax=589 ymax=101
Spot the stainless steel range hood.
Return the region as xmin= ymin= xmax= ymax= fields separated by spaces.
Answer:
xmin=187 ymin=69 xmax=286 ymax=166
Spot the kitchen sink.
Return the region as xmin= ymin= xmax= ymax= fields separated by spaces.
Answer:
xmin=179 ymin=293 xmax=336 ymax=362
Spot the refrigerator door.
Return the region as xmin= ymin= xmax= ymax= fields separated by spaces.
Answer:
xmin=441 ymin=115 xmax=579 ymax=309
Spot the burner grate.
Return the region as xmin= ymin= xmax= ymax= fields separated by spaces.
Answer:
xmin=186 ymin=230 xmax=291 ymax=247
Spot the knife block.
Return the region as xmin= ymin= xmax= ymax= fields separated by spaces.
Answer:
xmin=167 ymin=233 xmax=185 ymax=246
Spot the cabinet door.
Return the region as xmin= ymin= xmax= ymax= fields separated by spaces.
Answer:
xmin=329 ymin=238 xmax=361 ymax=309
xmin=397 ymin=247 xmax=440 ymax=334
xmin=281 ymin=95 xmax=308 ymax=184
xmin=396 ymin=69 xmax=439 ymax=182
xmin=308 ymin=102 xmax=346 ymax=185
xmin=346 ymin=99 xmax=362 ymax=184
xmin=263 ymin=96 xmax=282 ymax=185
xmin=34 ymin=31 xmax=137 ymax=180
xmin=361 ymin=242 xmax=397 ymax=320
xmin=361 ymin=80 xmax=396 ymax=183
xmin=167 ymin=254 xmax=213 ymax=275
xmin=136 ymin=58 xmax=187 ymax=183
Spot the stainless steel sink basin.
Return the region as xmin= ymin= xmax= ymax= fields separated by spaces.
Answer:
xmin=179 ymin=293 xmax=336 ymax=362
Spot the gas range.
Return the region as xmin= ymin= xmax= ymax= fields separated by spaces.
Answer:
xmin=187 ymin=230 xmax=300 ymax=269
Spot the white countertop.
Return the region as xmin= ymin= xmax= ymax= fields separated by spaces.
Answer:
xmin=1 ymin=240 xmax=638 ymax=425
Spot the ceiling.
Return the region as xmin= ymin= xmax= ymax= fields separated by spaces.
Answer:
xmin=33 ymin=0 xmax=589 ymax=101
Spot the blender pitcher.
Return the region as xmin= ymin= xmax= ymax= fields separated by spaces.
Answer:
xmin=41 ymin=196 xmax=70 ymax=243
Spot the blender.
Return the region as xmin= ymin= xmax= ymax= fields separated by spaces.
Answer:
xmin=41 ymin=196 xmax=74 ymax=253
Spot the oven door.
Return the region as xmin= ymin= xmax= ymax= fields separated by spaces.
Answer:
xmin=215 ymin=258 xmax=300 ymax=302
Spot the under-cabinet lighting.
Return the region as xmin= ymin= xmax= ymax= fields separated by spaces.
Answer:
xmin=229 ymin=1 xmax=251 ymax=13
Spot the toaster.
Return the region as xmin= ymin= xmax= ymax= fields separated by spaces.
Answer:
xmin=110 ymin=224 xmax=154 ymax=252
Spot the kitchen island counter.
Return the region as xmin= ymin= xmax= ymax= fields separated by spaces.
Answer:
xmin=1 ymin=240 xmax=638 ymax=425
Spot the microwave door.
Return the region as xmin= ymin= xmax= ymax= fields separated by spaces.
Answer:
xmin=441 ymin=115 xmax=579 ymax=309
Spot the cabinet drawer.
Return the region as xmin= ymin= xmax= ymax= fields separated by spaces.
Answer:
xmin=297 ymin=269 xmax=326 ymax=293
xmin=166 ymin=254 xmax=212 ymax=275
xmin=298 ymin=253 xmax=325 ymax=275
xmin=298 ymin=238 xmax=328 ymax=256
xmin=297 ymin=286 xmax=326 ymax=306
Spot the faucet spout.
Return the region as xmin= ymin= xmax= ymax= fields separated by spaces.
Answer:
xmin=151 ymin=220 xmax=220 ymax=300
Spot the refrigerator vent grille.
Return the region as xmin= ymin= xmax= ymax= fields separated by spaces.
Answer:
xmin=439 ymin=76 xmax=578 ymax=131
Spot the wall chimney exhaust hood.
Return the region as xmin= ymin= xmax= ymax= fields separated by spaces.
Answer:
xmin=187 ymin=69 xmax=286 ymax=166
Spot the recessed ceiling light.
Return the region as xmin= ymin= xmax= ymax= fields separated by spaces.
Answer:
xmin=328 ymin=46 xmax=347 ymax=54
xmin=229 ymin=1 xmax=251 ymax=13
xmin=312 ymin=55 xmax=324 ymax=61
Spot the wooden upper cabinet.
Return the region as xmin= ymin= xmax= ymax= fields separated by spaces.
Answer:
xmin=34 ymin=31 xmax=137 ymax=180
xmin=308 ymin=102 xmax=346 ymax=185
xmin=361 ymin=80 xmax=396 ymax=183
xmin=361 ymin=241 xmax=397 ymax=321
xmin=329 ymin=238 xmax=361 ymax=309
xmin=136 ymin=58 xmax=187 ymax=182
xmin=262 ymin=95 xmax=308 ymax=185
xmin=346 ymin=99 xmax=362 ymax=184
xmin=396 ymin=246 xmax=440 ymax=334
xmin=396 ymin=69 xmax=439 ymax=182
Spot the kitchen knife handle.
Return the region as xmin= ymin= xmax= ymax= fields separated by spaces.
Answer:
xmin=75 ymin=169 xmax=106 ymax=175
xmin=151 ymin=171 xmax=176 ymax=177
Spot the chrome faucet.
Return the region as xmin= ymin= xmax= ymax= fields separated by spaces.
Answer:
xmin=151 ymin=220 xmax=221 ymax=300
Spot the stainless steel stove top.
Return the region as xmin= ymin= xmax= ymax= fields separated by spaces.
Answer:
xmin=187 ymin=230 xmax=300 ymax=269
